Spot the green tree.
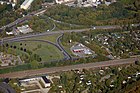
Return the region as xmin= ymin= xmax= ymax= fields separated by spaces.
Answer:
xmin=30 ymin=60 xmax=39 ymax=69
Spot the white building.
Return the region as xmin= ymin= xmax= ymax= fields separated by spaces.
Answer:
xmin=9 ymin=0 xmax=18 ymax=4
xmin=6 ymin=32 xmax=13 ymax=35
xmin=77 ymin=0 xmax=103 ymax=7
xmin=19 ymin=76 xmax=51 ymax=88
xmin=55 ymin=0 xmax=73 ymax=4
xmin=41 ymin=76 xmax=51 ymax=87
xmin=20 ymin=0 xmax=34 ymax=10
xmin=17 ymin=25 xmax=33 ymax=34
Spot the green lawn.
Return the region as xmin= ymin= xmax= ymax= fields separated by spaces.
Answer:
xmin=8 ymin=41 xmax=64 ymax=62
xmin=24 ymin=34 xmax=61 ymax=43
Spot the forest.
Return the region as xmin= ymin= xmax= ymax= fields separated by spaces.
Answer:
xmin=45 ymin=0 xmax=140 ymax=26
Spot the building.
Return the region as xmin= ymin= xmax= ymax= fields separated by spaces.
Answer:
xmin=19 ymin=76 xmax=51 ymax=88
xmin=55 ymin=0 xmax=73 ymax=4
xmin=9 ymin=0 xmax=18 ymax=4
xmin=41 ymin=76 xmax=51 ymax=88
xmin=6 ymin=32 xmax=13 ymax=35
xmin=20 ymin=0 xmax=34 ymax=10
xmin=71 ymin=43 xmax=95 ymax=57
xmin=17 ymin=25 xmax=33 ymax=34
xmin=0 ymin=52 xmax=21 ymax=66
xmin=77 ymin=0 xmax=103 ymax=7
xmin=13 ymin=0 xmax=18 ymax=4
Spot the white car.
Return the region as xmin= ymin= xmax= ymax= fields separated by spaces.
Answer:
xmin=131 ymin=24 xmax=134 ymax=26
xmin=93 ymin=27 xmax=96 ymax=29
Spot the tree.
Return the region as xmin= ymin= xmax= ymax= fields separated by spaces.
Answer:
xmin=30 ymin=60 xmax=39 ymax=69
xmin=135 ymin=60 xmax=140 ymax=65
xmin=134 ymin=0 xmax=140 ymax=10
xmin=5 ymin=27 xmax=11 ymax=32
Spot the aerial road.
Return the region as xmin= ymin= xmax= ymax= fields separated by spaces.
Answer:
xmin=0 ymin=22 xmax=139 ymax=46
xmin=56 ymin=34 xmax=72 ymax=60
xmin=0 ymin=26 xmax=121 ymax=44
xmin=0 ymin=57 xmax=139 ymax=78
xmin=0 ymin=7 xmax=49 ymax=30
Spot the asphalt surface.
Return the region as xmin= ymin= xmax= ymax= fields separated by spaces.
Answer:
xmin=0 ymin=26 xmax=121 ymax=44
xmin=56 ymin=34 xmax=72 ymax=60
xmin=0 ymin=57 xmax=139 ymax=78
xmin=0 ymin=82 xmax=16 ymax=93
xmin=0 ymin=8 xmax=48 ymax=30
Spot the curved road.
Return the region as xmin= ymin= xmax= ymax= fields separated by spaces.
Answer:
xmin=0 ymin=7 xmax=49 ymax=30
xmin=0 ymin=57 xmax=139 ymax=78
xmin=0 ymin=83 xmax=16 ymax=93
xmin=56 ymin=34 xmax=72 ymax=60
xmin=7 ymin=38 xmax=71 ymax=60
xmin=0 ymin=26 xmax=121 ymax=44
xmin=0 ymin=37 xmax=72 ymax=70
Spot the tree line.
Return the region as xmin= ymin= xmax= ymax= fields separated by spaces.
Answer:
xmin=45 ymin=0 xmax=140 ymax=26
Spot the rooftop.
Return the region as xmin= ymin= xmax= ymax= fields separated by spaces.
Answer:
xmin=21 ymin=0 xmax=34 ymax=6
xmin=42 ymin=76 xmax=51 ymax=83
xmin=17 ymin=25 xmax=33 ymax=34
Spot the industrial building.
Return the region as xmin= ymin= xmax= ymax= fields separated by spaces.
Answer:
xmin=17 ymin=25 xmax=33 ymax=34
xmin=20 ymin=0 xmax=34 ymax=10
xmin=19 ymin=76 xmax=51 ymax=88
xmin=71 ymin=43 xmax=95 ymax=57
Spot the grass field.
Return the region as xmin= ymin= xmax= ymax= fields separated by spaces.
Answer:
xmin=8 ymin=41 xmax=64 ymax=62
xmin=24 ymin=34 xmax=61 ymax=43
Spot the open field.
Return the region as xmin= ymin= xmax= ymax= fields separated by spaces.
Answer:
xmin=8 ymin=41 xmax=64 ymax=62
xmin=24 ymin=34 xmax=61 ymax=43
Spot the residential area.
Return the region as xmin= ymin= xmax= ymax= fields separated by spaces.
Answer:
xmin=48 ymin=62 xmax=140 ymax=93
xmin=0 ymin=52 xmax=23 ymax=67
xmin=94 ymin=30 xmax=140 ymax=58
xmin=1 ymin=60 xmax=140 ymax=93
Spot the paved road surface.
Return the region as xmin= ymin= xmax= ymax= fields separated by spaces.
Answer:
xmin=0 ymin=82 xmax=16 ymax=93
xmin=56 ymin=34 xmax=72 ymax=59
xmin=0 ymin=57 xmax=139 ymax=78
xmin=0 ymin=26 xmax=120 ymax=44
xmin=0 ymin=23 xmax=139 ymax=45
xmin=0 ymin=8 xmax=48 ymax=30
